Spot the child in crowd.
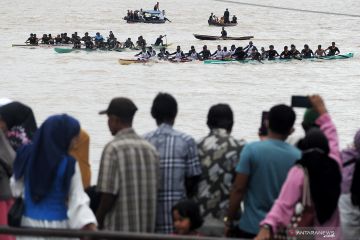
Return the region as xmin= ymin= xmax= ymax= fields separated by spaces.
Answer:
xmin=172 ymin=200 xmax=204 ymax=236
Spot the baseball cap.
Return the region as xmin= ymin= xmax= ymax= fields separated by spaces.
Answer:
xmin=99 ymin=97 xmax=138 ymax=118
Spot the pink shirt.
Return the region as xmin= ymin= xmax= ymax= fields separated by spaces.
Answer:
xmin=260 ymin=113 xmax=341 ymax=239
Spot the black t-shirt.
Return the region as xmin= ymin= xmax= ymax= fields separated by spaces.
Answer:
xmin=327 ymin=46 xmax=339 ymax=56
xmin=290 ymin=49 xmax=300 ymax=56
xmin=155 ymin=38 xmax=163 ymax=46
xmin=252 ymin=52 xmax=261 ymax=60
xmin=221 ymin=30 xmax=227 ymax=37
xmin=267 ymin=50 xmax=279 ymax=59
xmin=301 ymin=49 xmax=314 ymax=58
xmin=281 ymin=50 xmax=291 ymax=59
xmin=199 ymin=50 xmax=211 ymax=59
xmin=234 ymin=50 xmax=246 ymax=60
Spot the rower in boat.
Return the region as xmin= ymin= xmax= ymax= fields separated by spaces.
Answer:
xmin=301 ymin=44 xmax=314 ymax=58
xmin=244 ymin=41 xmax=257 ymax=57
xmin=290 ymin=44 xmax=301 ymax=58
xmin=135 ymin=47 xmax=151 ymax=60
xmin=26 ymin=33 xmax=38 ymax=45
xmin=211 ymin=45 xmax=223 ymax=60
xmin=230 ymin=45 xmax=236 ymax=55
xmin=107 ymin=31 xmax=118 ymax=49
xmin=325 ymin=42 xmax=340 ymax=56
xmin=314 ymin=45 xmax=326 ymax=57
xmin=199 ymin=45 xmax=211 ymax=60
xmin=148 ymin=46 xmax=157 ymax=58
xmin=55 ymin=34 xmax=62 ymax=44
xmin=250 ymin=48 xmax=262 ymax=61
xmin=260 ymin=47 xmax=267 ymax=60
xmin=169 ymin=46 xmax=186 ymax=60
xmin=82 ymin=32 xmax=94 ymax=49
xmin=280 ymin=46 xmax=291 ymax=59
xmin=186 ymin=46 xmax=200 ymax=60
xmin=124 ymin=38 xmax=135 ymax=48
xmin=154 ymin=2 xmax=159 ymax=11
xmin=136 ymin=36 xmax=146 ymax=49
xmin=208 ymin=13 xmax=214 ymax=23
xmin=233 ymin=47 xmax=247 ymax=60
xmin=48 ymin=34 xmax=54 ymax=44
xmin=222 ymin=46 xmax=231 ymax=59
xmin=221 ymin=27 xmax=227 ymax=38
xmin=157 ymin=47 xmax=170 ymax=60
xmin=224 ymin=8 xmax=230 ymax=24
xmin=41 ymin=34 xmax=49 ymax=44
xmin=72 ymin=32 xmax=82 ymax=49
xmin=94 ymin=32 xmax=105 ymax=48
xmin=62 ymin=33 xmax=71 ymax=44
xmin=154 ymin=35 xmax=165 ymax=46
xmin=267 ymin=45 xmax=279 ymax=60
xmin=231 ymin=15 xmax=237 ymax=23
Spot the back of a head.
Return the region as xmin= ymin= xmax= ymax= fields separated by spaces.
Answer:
xmin=207 ymin=103 xmax=233 ymax=132
xmin=298 ymin=128 xmax=329 ymax=154
xmin=268 ymin=104 xmax=296 ymax=136
xmin=100 ymin=97 xmax=138 ymax=125
xmin=151 ymin=93 xmax=177 ymax=124
xmin=172 ymin=200 xmax=203 ymax=231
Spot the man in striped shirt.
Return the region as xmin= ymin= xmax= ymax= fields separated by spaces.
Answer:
xmin=96 ymin=97 xmax=160 ymax=232
xmin=144 ymin=93 xmax=202 ymax=234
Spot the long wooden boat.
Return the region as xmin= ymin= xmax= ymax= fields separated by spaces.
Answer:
xmin=204 ymin=53 xmax=354 ymax=64
xmin=54 ymin=47 xmax=133 ymax=53
xmin=208 ymin=20 xmax=237 ymax=27
xmin=194 ymin=34 xmax=254 ymax=41
xmin=118 ymin=59 xmax=150 ymax=65
xmin=12 ymin=43 xmax=73 ymax=48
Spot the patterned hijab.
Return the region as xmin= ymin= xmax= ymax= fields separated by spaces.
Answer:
xmin=14 ymin=114 xmax=80 ymax=202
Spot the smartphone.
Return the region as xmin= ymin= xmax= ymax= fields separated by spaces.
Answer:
xmin=258 ymin=111 xmax=269 ymax=136
xmin=291 ymin=96 xmax=312 ymax=108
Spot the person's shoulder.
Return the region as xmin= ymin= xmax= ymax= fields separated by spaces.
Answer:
xmin=173 ymin=128 xmax=196 ymax=142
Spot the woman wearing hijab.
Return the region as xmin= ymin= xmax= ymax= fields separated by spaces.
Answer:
xmin=0 ymin=130 xmax=16 ymax=240
xmin=339 ymin=130 xmax=360 ymax=239
xmin=255 ymin=95 xmax=342 ymax=240
xmin=12 ymin=114 xmax=96 ymax=233
xmin=0 ymin=101 xmax=37 ymax=150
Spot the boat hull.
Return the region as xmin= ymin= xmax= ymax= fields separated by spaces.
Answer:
xmin=193 ymin=34 xmax=254 ymax=40
xmin=208 ymin=21 xmax=237 ymax=27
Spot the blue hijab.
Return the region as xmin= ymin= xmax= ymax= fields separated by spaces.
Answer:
xmin=14 ymin=114 xmax=80 ymax=202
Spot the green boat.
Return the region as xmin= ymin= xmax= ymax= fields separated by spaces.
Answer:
xmin=204 ymin=53 xmax=354 ymax=64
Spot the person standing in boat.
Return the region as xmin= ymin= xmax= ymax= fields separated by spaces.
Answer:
xmin=315 ymin=45 xmax=326 ymax=57
xmin=169 ymin=46 xmax=186 ymax=60
xmin=186 ymin=46 xmax=200 ymax=60
xmin=289 ymin=44 xmax=301 ymax=58
xmin=224 ymin=8 xmax=230 ymax=24
xmin=154 ymin=35 xmax=164 ymax=46
xmin=221 ymin=27 xmax=227 ymax=38
xmin=266 ymin=45 xmax=279 ymax=60
xmin=157 ymin=47 xmax=170 ymax=60
xmin=301 ymin=44 xmax=314 ymax=58
xmin=243 ymin=41 xmax=257 ymax=57
xmin=82 ymin=32 xmax=94 ymax=49
xmin=135 ymin=47 xmax=151 ymax=60
xmin=154 ymin=2 xmax=159 ymax=11
xmin=211 ymin=45 xmax=223 ymax=59
xmin=325 ymin=42 xmax=340 ymax=56
xmin=208 ymin=13 xmax=214 ymax=23
xmin=199 ymin=45 xmax=212 ymax=60
xmin=280 ymin=46 xmax=291 ymax=59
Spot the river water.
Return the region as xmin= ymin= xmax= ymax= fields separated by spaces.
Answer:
xmin=1 ymin=0 xmax=360 ymax=182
